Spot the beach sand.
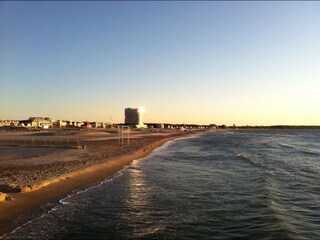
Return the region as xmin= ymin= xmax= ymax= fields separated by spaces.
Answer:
xmin=0 ymin=128 xmax=201 ymax=235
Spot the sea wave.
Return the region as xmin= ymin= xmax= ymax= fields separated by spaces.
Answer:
xmin=279 ymin=143 xmax=320 ymax=155
xmin=234 ymin=152 xmax=256 ymax=165
xmin=0 ymin=165 xmax=130 ymax=239
xmin=3 ymin=130 xmax=320 ymax=240
xmin=278 ymin=143 xmax=296 ymax=149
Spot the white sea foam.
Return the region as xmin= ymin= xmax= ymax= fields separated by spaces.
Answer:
xmin=1 ymin=132 xmax=205 ymax=239
xmin=0 ymin=164 xmax=130 ymax=239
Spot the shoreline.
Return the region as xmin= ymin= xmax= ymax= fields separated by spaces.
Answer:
xmin=0 ymin=131 xmax=200 ymax=235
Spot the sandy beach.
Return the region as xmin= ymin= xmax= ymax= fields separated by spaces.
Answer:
xmin=0 ymin=128 xmax=202 ymax=235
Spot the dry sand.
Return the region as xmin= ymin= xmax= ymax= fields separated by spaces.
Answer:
xmin=0 ymin=128 xmax=203 ymax=235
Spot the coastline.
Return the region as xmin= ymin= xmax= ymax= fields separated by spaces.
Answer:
xmin=0 ymin=131 xmax=200 ymax=235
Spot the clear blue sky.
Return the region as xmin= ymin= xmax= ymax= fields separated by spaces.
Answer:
xmin=1 ymin=2 xmax=319 ymax=125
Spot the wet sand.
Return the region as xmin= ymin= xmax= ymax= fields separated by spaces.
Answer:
xmin=0 ymin=128 xmax=201 ymax=235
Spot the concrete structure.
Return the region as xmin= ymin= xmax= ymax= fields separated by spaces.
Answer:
xmin=57 ymin=120 xmax=68 ymax=128
xmin=83 ymin=122 xmax=92 ymax=128
xmin=146 ymin=123 xmax=164 ymax=129
xmin=145 ymin=123 xmax=214 ymax=130
xmin=0 ymin=120 xmax=19 ymax=127
xmin=124 ymin=108 xmax=146 ymax=128
xmin=19 ymin=117 xmax=53 ymax=128
xmin=53 ymin=120 xmax=82 ymax=128
xmin=19 ymin=122 xmax=31 ymax=127
xmin=92 ymin=122 xmax=105 ymax=128
xmin=125 ymin=108 xmax=139 ymax=125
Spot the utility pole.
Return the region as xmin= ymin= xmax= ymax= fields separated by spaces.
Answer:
xmin=118 ymin=126 xmax=121 ymax=146
xmin=121 ymin=127 xmax=123 ymax=146
xmin=118 ymin=126 xmax=130 ymax=146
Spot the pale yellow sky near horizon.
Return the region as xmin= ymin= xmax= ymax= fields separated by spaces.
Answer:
xmin=1 ymin=2 xmax=320 ymax=126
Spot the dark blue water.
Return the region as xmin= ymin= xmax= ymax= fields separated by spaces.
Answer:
xmin=3 ymin=130 xmax=320 ymax=239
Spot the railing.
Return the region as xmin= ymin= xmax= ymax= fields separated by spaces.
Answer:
xmin=0 ymin=138 xmax=80 ymax=149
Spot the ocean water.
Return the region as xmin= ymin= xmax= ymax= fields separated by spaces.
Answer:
xmin=2 ymin=130 xmax=320 ymax=239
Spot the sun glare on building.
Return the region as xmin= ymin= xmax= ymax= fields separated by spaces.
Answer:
xmin=138 ymin=107 xmax=145 ymax=113
xmin=125 ymin=107 xmax=147 ymax=128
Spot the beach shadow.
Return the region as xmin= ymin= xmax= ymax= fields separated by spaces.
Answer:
xmin=0 ymin=185 xmax=21 ymax=193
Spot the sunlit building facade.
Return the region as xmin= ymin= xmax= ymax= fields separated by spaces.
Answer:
xmin=125 ymin=108 xmax=139 ymax=125
xmin=124 ymin=108 xmax=146 ymax=128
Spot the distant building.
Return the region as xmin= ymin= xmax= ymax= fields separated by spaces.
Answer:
xmin=20 ymin=117 xmax=53 ymax=128
xmin=0 ymin=120 xmax=19 ymax=127
xmin=146 ymin=123 xmax=164 ymax=129
xmin=83 ymin=122 xmax=92 ymax=128
xmin=125 ymin=108 xmax=139 ymax=125
xmin=124 ymin=108 xmax=146 ymax=128
xmin=92 ymin=122 xmax=105 ymax=128
xmin=57 ymin=120 xmax=68 ymax=128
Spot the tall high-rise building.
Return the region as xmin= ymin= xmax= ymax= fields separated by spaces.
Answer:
xmin=125 ymin=108 xmax=139 ymax=125
xmin=124 ymin=107 xmax=146 ymax=128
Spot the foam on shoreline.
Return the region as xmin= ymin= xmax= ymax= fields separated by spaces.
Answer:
xmin=0 ymin=132 xmax=200 ymax=235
